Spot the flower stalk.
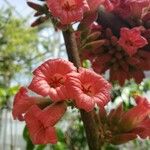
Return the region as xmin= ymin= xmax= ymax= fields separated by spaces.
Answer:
xmin=63 ymin=28 xmax=102 ymax=150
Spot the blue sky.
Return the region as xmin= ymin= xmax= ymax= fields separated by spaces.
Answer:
xmin=0 ymin=0 xmax=46 ymax=25
xmin=0 ymin=0 xmax=32 ymax=17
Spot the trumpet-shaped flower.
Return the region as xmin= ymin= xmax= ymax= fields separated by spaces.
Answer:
xmin=29 ymin=59 xmax=76 ymax=101
xmin=46 ymin=0 xmax=89 ymax=24
xmin=118 ymin=27 xmax=148 ymax=56
xmin=25 ymin=102 xmax=67 ymax=144
xmin=66 ymin=68 xmax=111 ymax=112
xmin=119 ymin=96 xmax=150 ymax=132
xmin=99 ymin=96 xmax=150 ymax=144
xmin=112 ymin=96 xmax=150 ymax=143
xmin=12 ymin=87 xmax=36 ymax=121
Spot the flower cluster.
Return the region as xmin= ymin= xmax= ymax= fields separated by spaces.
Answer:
xmin=46 ymin=0 xmax=106 ymax=25
xmin=28 ymin=0 xmax=150 ymax=85
xmin=46 ymin=0 xmax=89 ymax=24
xmin=27 ymin=0 xmax=107 ymax=27
xmin=78 ymin=0 xmax=150 ymax=85
xmin=12 ymin=58 xmax=111 ymax=144
xmin=12 ymin=86 xmax=67 ymax=144
xmin=98 ymin=96 xmax=150 ymax=145
xmin=90 ymin=26 xmax=149 ymax=85
xmin=13 ymin=0 xmax=150 ymax=147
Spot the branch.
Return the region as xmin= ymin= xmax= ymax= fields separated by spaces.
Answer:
xmin=62 ymin=29 xmax=101 ymax=150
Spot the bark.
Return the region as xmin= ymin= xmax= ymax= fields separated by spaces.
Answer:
xmin=63 ymin=29 xmax=101 ymax=150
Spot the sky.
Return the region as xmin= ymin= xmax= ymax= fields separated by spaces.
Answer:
xmin=0 ymin=0 xmax=32 ymax=17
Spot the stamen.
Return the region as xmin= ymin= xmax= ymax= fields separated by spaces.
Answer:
xmin=60 ymin=0 xmax=77 ymax=11
xmin=49 ymin=75 xmax=64 ymax=88
xmin=125 ymin=40 xmax=134 ymax=46
xmin=82 ymin=84 xmax=93 ymax=96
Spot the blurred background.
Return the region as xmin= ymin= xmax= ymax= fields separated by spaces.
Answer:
xmin=0 ymin=0 xmax=150 ymax=150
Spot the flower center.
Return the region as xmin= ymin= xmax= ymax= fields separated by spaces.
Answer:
xmin=49 ymin=74 xmax=64 ymax=88
xmin=125 ymin=40 xmax=134 ymax=46
xmin=60 ymin=0 xmax=77 ymax=11
xmin=82 ymin=84 xmax=94 ymax=96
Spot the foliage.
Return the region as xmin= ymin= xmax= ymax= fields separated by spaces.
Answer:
xmin=112 ymin=79 xmax=150 ymax=108
xmin=0 ymin=7 xmax=63 ymax=150
xmin=0 ymin=85 xmax=19 ymax=108
xmin=0 ymin=8 xmax=58 ymax=87
xmin=0 ymin=8 xmax=60 ymax=109
xmin=0 ymin=9 xmax=39 ymax=86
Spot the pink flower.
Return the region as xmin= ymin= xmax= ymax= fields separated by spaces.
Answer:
xmin=25 ymin=102 xmax=67 ymax=144
xmin=119 ymin=96 xmax=150 ymax=132
xmin=116 ymin=96 xmax=150 ymax=140
xmin=132 ymin=118 xmax=150 ymax=139
xmin=131 ymin=97 xmax=150 ymax=139
xmin=99 ymin=96 xmax=150 ymax=144
xmin=66 ymin=68 xmax=111 ymax=112
xmin=126 ymin=0 xmax=150 ymax=18
xmin=78 ymin=0 xmax=104 ymax=28
xmin=118 ymin=27 xmax=148 ymax=56
xmin=29 ymin=59 xmax=76 ymax=101
xmin=79 ymin=25 xmax=150 ymax=85
xmin=91 ymin=44 xmax=150 ymax=85
xmin=103 ymin=0 xmax=120 ymax=11
xmin=46 ymin=0 xmax=89 ymax=24
xmin=12 ymin=87 xmax=36 ymax=121
xmin=112 ymin=0 xmax=149 ymax=19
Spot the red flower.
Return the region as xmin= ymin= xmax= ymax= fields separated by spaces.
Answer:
xmin=131 ymin=96 xmax=150 ymax=139
xmin=96 ymin=48 xmax=150 ymax=85
xmin=66 ymin=68 xmax=111 ymax=112
xmin=132 ymin=118 xmax=150 ymax=139
xmin=80 ymin=27 xmax=150 ymax=85
xmin=29 ymin=59 xmax=76 ymax=101
xmin=103 ymin=0 xmax=120 ymax=11
xmin=99 ymin=96 xmax=150 ymax=144
xmin=12 ymin=87 xmax=36 ymax=121
xmin=118 ymin=27 xmax=148 ymax=56
xmin=119 ymin=96 xmax=150 ymax=132
xmin=46 ymin=0 xmax=89 ymax=24
xmin=25 ymin=102 xmax=67 ymax=144
xmin=126 ymin=0 xmax=150 ymax=18
xmin=112 ymin=0 xmax=149 ymax=19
